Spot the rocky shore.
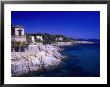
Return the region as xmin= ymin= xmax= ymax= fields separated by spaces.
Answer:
xmin=11 ymin=44 xmax=64 ymax=76
xmin=11 ymin=41 xmax=93 ymax=76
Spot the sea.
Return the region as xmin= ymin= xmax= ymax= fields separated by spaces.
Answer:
xmin=30 ymin=39 xmax=100 ymax=77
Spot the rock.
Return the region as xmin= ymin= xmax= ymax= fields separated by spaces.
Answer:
xmin=11 ymin=44 xmax=64 ymax=76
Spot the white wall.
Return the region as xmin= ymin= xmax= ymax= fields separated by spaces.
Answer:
xmin=15 ymin=28 xmax=24 ymax=35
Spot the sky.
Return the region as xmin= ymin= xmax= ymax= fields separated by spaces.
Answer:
xmin=11 ymin=11 xmax=100 ymax=39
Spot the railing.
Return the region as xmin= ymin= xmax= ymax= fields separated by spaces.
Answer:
xmin=11 ymin=35 xmax=26 ymax=38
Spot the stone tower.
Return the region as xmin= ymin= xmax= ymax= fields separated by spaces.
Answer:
xmin=11 ymin=25 xmax=26 ymax=42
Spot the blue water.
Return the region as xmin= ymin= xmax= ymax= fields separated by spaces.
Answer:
xmin=60 ymin=43 xmax=100 ymax=77
xmin=29 ymin=42 xmax=100 ymax=77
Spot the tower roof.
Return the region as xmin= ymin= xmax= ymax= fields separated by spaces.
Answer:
xmin=12 ymin=25 xmax=23 ymax=28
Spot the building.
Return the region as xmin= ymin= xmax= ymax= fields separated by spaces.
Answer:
xmin=11 ymin=25 xmax=26 ymax=42
xmin=55 ymin=37 xmax=63 ymax=41
xmin=36 ymin=35 xmax=43 ymax=41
